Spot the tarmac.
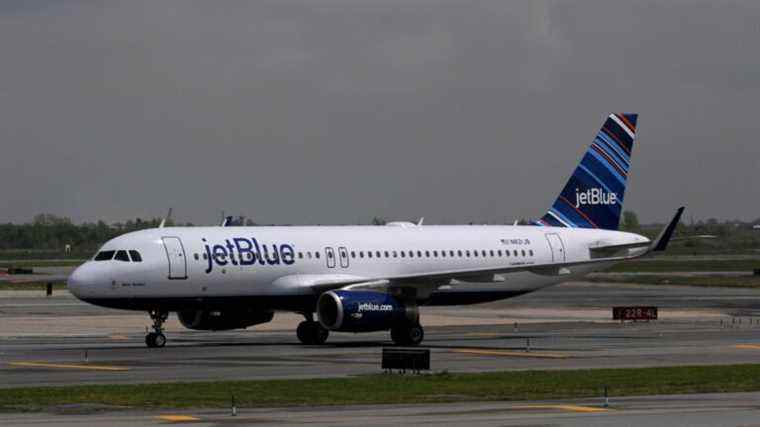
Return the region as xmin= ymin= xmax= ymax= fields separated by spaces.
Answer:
xmin=6 ymin=392 xmax=760 ymax=426
xmin=3 ymin=279 xmax=760 ymax=425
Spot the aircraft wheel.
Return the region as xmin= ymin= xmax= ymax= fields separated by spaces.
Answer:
xmin=297 ymin=321 xmax=329 ymax=345
xmin=391 ymin=324 xmax=424 ymax=346
xmin=145 ymin=332 xmax=167 ymax=348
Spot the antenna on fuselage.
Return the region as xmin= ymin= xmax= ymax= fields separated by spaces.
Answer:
xmin=159 ymin=208 xmax=173 ymax=228
xmin=417 ymin=217 xmax=424 ymax=226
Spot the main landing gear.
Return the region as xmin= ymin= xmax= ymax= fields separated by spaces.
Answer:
xmin=391 ymin=323 xmax=424 ymax=346
xmin=146 ymin=310 xmax=168 ymax=348
xmin=297 ymin=314 xmax=329 ymax=345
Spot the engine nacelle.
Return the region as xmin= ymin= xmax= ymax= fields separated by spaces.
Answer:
xmin=177 ymin=309 xmax=274 ymax=331
xmin=317 ymin=290 xmax=418 ymax=332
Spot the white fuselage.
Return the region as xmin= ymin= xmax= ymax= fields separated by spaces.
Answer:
xmin=68 ymin=224 xmax=648 ymax=310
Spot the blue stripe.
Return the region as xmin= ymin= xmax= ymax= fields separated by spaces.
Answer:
xmin=595 ymin=135 xmax=630 ymax=169
xmin=586 ymin=149 xmax=626 ymax=186
xmin=577 ymin=164 xmax=615 ymax=196
xmin=549 ymin=207 xmax=580 ymax=227
xmin=592 ymin=142 xmax=628 ymax=175
xmin=579 ymin=154 xmax=625 ymax=195
xmin=597 ymin=131 xmax=631 ymax=164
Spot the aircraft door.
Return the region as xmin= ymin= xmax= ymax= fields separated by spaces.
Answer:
xmin=338 ymin=246 xmax=349 ymax=268
xmin=325 ymin=247 xmax=336 ymax=268
xmin=162 ymin=237 xmax=188 ymax=280
xmin=545 ymin=233 xmax=566 ymax=263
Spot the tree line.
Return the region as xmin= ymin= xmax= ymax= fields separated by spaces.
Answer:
xmin=0 ymin=212 xmax=758 ymax=259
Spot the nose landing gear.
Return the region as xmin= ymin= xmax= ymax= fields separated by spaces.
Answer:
xmin=146 ymin=310 xmax=168 ymax=348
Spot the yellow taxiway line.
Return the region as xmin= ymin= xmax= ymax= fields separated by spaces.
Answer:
xmin=735 ymin=344 xmax=760 ymax=350
xmin=8 ymin=361 xmax=130 ymax=371
xmin=451 ymin=348 xmax=569 ymax=359
xmin=156 ymin=415 xmax=201 ymax=422
xmin=513 ymin=404 xmax=609 ymax=413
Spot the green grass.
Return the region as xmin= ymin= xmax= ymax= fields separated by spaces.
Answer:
xmin=0 ymin=282 xmax=67 ymax=291
xmin=0 ymin=260 xmax=83 ymax=268
xmin=610 ymin=259 xmax=760 ymax=273
xmin=3 ymin=364 xmax=760 ymax=412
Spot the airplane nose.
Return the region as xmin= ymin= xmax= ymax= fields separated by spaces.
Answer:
xmin=68 ymin=264 xmax=94 ymax=299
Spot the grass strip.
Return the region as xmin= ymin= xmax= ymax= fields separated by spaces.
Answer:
xmin=3 ymin=364 xmax=760 ymax=412
xmin=0 ymin=282 xmax=67 ymax=291
xmin=0 ymin=260 xmax=83 ymax=268
xmin=610 ymin=259 xmax=760 ymax=273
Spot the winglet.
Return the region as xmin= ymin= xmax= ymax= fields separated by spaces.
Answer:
xmin=650 ymin=207 xmax=685 ymax=252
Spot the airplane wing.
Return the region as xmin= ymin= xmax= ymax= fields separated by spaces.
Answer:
xmin=298 ymin=207 xmax=685 ymax=295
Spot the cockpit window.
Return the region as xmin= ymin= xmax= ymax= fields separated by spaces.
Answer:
xmin=114 ymin=250 xmax=130 ymax=262
xmin=94 ymin=250 xmax=115 ymax=261
xmin=129 ymin=250 xmax=143 ymax=262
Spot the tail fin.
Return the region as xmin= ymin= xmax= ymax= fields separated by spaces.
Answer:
xmin=536 ymin=113 xmax=638 ymax=230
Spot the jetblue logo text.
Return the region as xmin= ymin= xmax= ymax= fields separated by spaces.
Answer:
xmin=203 ymin=237 xmax=295 ymax=273
xmin=575 ymin=188 xmax=618 ymax=208
xmin=357 ymin=303 xmax=393 ymax=312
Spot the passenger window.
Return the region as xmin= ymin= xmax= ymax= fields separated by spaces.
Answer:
xmin=316 ymin=252 xmax=320 ymax=259
xmin=194 ymin=253 xmax=199 ymax=261
xmin=473 ymin=251 xmax=478 ymax=257
xmin=497 ymin=250 xmax=502 ymax=256
xmin=427 ymin=251 xmax=432 ymax=257
xmin=308 ymin=252 xmax=313 ymax=259
xmin=466 ymin=250 xmax=470 ymax=257
xmin=450 ymin=250 xmax=455 ymax=257
xmin=114 ymin=250 xmax=130 ymax=262
xmin=458 ymin=250 xmax=463 ymax=257
xmin=522 ymin=250 xmax=526 ymax=257
xmin=351 ymin=251 xmax=356 ymax=258
xmin=409 ymin=251 xmax=414 ymax=258
xmin=360 ymin=251 xmax=364 ymax=258
xmin=129 ymin=250 xmax=143 ymax=262
xmin=529 ymin=250 xmax=534 ymax=256
xmin=94 ymin=250 xmax=115 ymax=261
xmin=417 ymin=251 xmax=422 ymax=257
xmin=513 ymin=250 xmax=518 ymax=257
xmin=393 ymin=251 xmax=398 ymax=258
xmin=384 ymin=251 xmax=389 ymax=258
xmin=376 ymin=251 xmax=381 ymax=258
xmin=298 ymin=252 xmax=303 ymax=259
xmin=202 ymin=252 xmax=208 ymax=260
xmin=368 ymin=251 xmax=373 ymax=258
xmin=400 ymin=251 xmax=405 ymax=258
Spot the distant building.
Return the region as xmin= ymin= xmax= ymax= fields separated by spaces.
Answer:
xmin=754 ymin=225 xmax=760 ymax=230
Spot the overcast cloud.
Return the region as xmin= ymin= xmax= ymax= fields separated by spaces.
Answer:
xmin=1 ymin=1 xmax=758 ymax=225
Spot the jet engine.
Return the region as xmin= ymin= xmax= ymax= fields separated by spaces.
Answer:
xmin=177 ymin=309 xmax=274 ymax=331
xmin=317 ymin=290 xmax=418 ymax=332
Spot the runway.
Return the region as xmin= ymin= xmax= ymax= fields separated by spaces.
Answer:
xmin=2 ymin=281 xmax=760 ymax=388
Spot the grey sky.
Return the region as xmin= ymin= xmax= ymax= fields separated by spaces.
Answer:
xmin=1 ymin=1 xmax=758 ymax=225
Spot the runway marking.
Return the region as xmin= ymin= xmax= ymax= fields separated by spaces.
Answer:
xmin=513 ymin=404 xmax=609 ymax=413
xmin=156 ymin=415 xmax=201 ymax=422
xmin=734 ymin=344 xmax=760 ymax=350
xmin=8 ymin=361 xmax=130 ymax=371
xmin=451 ymin=348 xmax=569 ymax=359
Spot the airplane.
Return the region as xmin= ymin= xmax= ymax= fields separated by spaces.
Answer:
xmin=67 ymin=113 xmax=684 ymax=348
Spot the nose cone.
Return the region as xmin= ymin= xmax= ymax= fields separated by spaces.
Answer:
xmin=68 ymin=264 xmax=97 ymax=300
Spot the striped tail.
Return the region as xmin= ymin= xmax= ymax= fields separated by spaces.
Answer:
xmin=536 ymin=113 xmax=638 ymax=230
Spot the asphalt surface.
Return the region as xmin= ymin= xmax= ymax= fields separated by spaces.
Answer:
xmin=3 ymin=280 xmax=760 ymax=426
xmin=6 ymin=393 xmax=760 ymax=426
